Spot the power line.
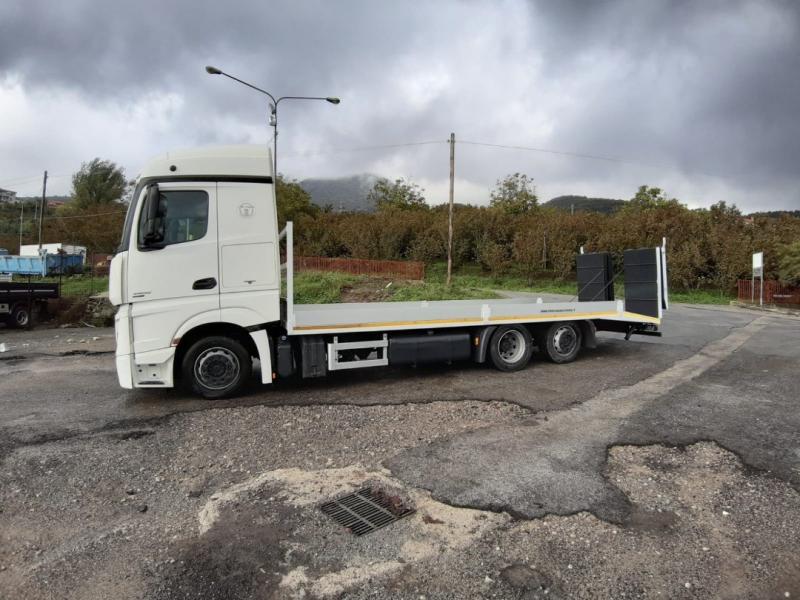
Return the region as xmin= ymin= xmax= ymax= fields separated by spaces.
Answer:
xmin=0 ymin=174 xmax=46 ymax=187
xmin=280 ymin=137 xmax=728 ymax=179
xmin=282 ymin=140 xmax=445 ymax=158
xmin=458 ymin=140 xmax=671 ymax=169
xmin=280 ymin=137 xmax=666 ymax=168
xmin=0 ymin=173 xmax=68 ymax=188
xmin=458 ymin=140 xmax=730 ymax=179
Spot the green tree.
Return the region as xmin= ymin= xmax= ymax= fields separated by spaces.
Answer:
xmin=625 ymin=186 xmax=682 ymax=211
xmin=489 ymin=173 xmax=538 ymax=215
xmin=71 ymin=158 xmax=127 ymax=208
xmin=276 ymin=174 xmax=319 ymax=228
xmin=368 ymin=178 xmax=428 ymax=211
xmin=778 ymin=241 xmax=800 ymax=284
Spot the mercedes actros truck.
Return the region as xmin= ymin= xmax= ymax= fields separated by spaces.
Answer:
xmin=109 ymin=145 xmax=667 ymax=399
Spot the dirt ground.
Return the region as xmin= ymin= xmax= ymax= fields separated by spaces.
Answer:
xmin=0 ymin=304 xmax=798 ymax=599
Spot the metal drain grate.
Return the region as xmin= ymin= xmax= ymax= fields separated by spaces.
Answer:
xmin=320 ymin=487 xmax=415 ymax=536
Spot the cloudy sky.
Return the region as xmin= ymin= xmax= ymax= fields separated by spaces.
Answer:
xmin=1 ymin=0 xmax=799 ymax=211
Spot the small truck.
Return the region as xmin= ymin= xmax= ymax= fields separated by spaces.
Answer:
xmin=0 ymin=249 xmax=81 ymax=328
xmin=109 ymin=145 xmax=668 ymax=399
xmin=0 ymin=280 xmax=60 ymax=328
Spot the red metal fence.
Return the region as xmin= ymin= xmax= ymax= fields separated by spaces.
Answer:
xmin=295 ymin=256 xmax=425 ymax=280
xmin=737 ymin=279 xmax=800 ymax=305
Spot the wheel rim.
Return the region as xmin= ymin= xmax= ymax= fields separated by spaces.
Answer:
xmin=552 ymin=325 xmax=577 ymax=356
xmin=498 ymin=330 xmax=526 ymax=363
xmin=194 ymin=347 xmax=240 ymax=390
xmin=15 ymin=310 xmax=29 ymax=327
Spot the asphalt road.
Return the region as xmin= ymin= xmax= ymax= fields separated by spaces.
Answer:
xmin=0 ymin=304 xmax=798 ymax=599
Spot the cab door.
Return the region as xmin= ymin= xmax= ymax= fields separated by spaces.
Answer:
xmin=127 ymin=182 xmax=219 ymax=355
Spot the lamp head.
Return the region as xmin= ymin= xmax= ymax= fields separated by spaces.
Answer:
xmin=205 ymin=65 xmax=222 ymax=75
xmin=326 ymin=97 xmax=341 ymax=105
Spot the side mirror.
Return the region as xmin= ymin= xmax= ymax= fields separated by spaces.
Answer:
xmin=141 ymin=184 xmax=164 ymax=247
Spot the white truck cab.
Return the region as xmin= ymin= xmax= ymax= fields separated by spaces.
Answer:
xmin=111 ymin=145 xmax=279 ymax=396
xmin=112 ymin=145 xmax=667 ymax=399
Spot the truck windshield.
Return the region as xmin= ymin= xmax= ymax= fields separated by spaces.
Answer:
xmin=118 ymin=181 xmax=144 ymax=254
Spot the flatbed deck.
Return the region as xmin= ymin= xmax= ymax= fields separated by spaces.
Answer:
xmin=289 ymin=298 xmax=658 ymax=335
xmin=281 ymin=223 xmax=662 ymax=336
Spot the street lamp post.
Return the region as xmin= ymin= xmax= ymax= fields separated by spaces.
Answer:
xmin=205 ymin=66 xmax=340 ymax=179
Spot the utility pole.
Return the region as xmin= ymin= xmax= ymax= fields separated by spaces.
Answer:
xmin=447 ymin=132 xmax=455 ymax=286
xmin=542 ymin=231 xmax=548 ymax=270
xmin=19 ymin=203 xmax=24 ymax=252
xmin=38 ymin=170 xmax=47 ymax=250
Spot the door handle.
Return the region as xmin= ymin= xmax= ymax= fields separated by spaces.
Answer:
xmin=192 ymin=277 xmax=217 ymax=290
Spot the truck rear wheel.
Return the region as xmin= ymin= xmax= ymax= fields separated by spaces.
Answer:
xmin=7 ymin=304 xmax=31 ymax=329
xmin=538 ymin=322 xmax=582 ymax=364
xmin=181 ymin=335 xmax=252 ymax=399
xmin=488 ymin=325 xmax=533 ymax=372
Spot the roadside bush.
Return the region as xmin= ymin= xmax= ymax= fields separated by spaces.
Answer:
xmin=778 ymin=241 xmax=800 ymax=284
xmin=476 ymin=235 xmax=511 ymax=274
xmin=291 ymin=196 xmax=800 ymax=293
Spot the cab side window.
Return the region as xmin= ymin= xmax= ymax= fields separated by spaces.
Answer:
xmin=138 ymin=190 xmax=209 ymax=248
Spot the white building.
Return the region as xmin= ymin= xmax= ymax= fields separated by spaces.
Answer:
xmin=20 ymin=243 xmax=87 ymax=262
xmin=0 ymin=188 xmax=17 ymax=203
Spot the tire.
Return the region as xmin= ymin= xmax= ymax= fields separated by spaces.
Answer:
xmin=488 ymin=325 xmax=534 ymax=372
xmin=8 ymin=304 xmax=31 ymax=329
xmin=181 ymin=335 xmax=252 ymax=399
xmin=538 ymin=322 xmax=582 ymax=364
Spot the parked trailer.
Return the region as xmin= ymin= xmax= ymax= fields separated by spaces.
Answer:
xmin=109 ymin=145 xmax=668 ymax=399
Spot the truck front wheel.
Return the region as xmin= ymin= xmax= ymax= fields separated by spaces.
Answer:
xmin=181 ymin=335 xmax=252 ymax=399
xmin=488 ymin=325 xmax=534 ymax=372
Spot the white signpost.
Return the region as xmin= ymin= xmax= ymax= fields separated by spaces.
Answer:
xmin=752 ymin=251 xmax=764 ymax=307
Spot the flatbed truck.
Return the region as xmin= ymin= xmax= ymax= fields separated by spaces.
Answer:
xmin=109 ymin=145 xmax=668 ymax=399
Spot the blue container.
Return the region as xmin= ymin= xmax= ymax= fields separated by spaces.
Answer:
xmin=0 ymin=253 xmax=85 ymax=276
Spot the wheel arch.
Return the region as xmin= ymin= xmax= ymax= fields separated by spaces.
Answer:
xmin=471 ymin=325 xmax=498 ymax=363
xmin=173 ymin=322 xmax=258 ymax=382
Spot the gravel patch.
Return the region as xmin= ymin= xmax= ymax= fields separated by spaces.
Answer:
xmin=346 ymin=442 xmax=800 ymax=599
xmin=0 ymin=400 xmax=526 ymax=599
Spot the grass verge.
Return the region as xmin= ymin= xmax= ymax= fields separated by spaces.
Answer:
xmin=388 ymin=281 xmax=499 ymax=301
xmin=292 ymin=270 xmax=499 ymax=303
xmin=426 ymin=262 xmax=734 ymax=305
xmin=292 ymin=271 xmax=364 ymax=304
xmin=425 ymin=262 xmax=577 ymax=296
xmin=668 ymin=289 xmax=735 ymax=304
xmin=35 ymin=267 xmax=733 ymax=306
xmin=14 ymin=275 xmax=110 ymax=298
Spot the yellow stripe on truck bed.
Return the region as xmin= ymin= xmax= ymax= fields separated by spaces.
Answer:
xmin=292 ymin=310 xmax=660 ymax=332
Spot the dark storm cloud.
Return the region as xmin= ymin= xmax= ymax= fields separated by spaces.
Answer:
xmin=0 ymin=1 xmax=451 ymax=100
xmin=1 ymin=0 xmax=799 ymax=209
xmin=530 ymin=0 xmax=800 ymax=184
